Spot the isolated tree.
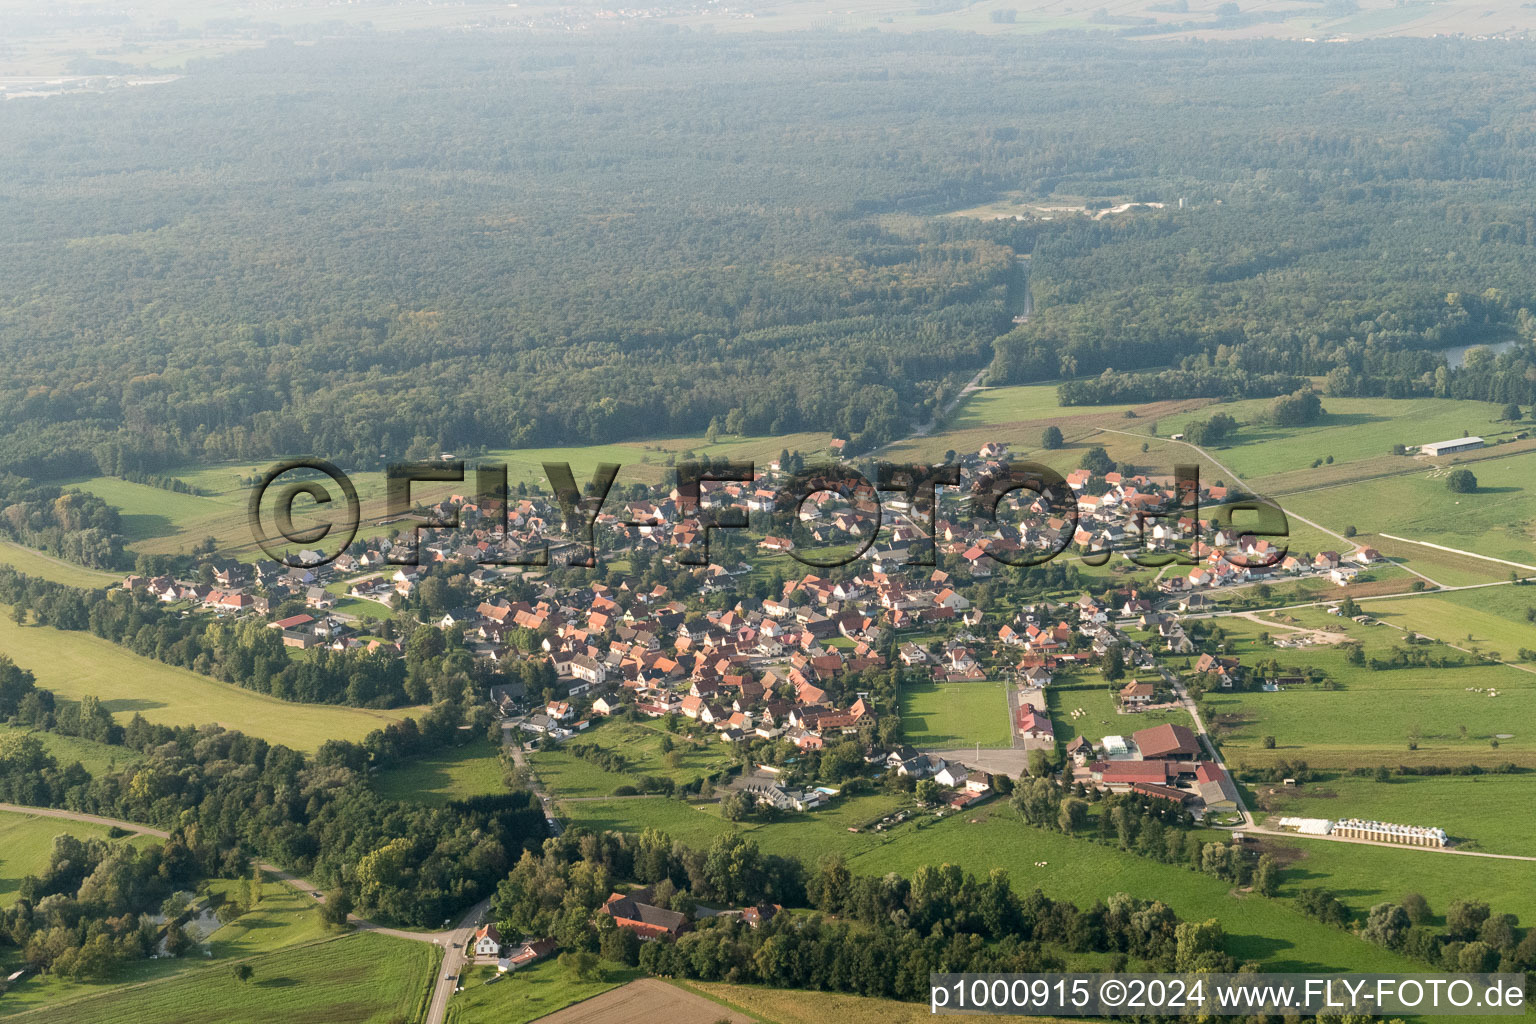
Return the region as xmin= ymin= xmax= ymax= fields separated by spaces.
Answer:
xmin=231 ymin=963 xmax=253 ymax=984
xmin=1446 ymin=468 xmax=1478 ymax=493
xmin=1041 ymin=426 xmax=1064 ymax=450
xmin=1501 ymin=402 xmax=1522 ymax=421
xmin=1079 ymin=446 xmax=1114 ymax=475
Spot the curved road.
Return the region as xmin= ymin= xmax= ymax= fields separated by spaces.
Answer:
xmin=0 ymin=801 xmax=486 ymax=1024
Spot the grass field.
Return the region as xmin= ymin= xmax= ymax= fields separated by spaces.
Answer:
xmin=1200 ymin=610 xmax=1536 ymax=767
xmin=0 ymin=810 xmax=123 ymax=907
xmin=1045 ymin=679 xmax=1184 ymax=748
xmin=1249 ymin=772 xmax=1536 ymax=855
xmin=0 ymin=725 xmax=144 ymax=775
xmin=373 ymin=739 xmax=508 ymax=806
xmin=0 ymin=613 xmax=417 ymax=751
xmin=1155 ymin=397 xmax=1520 ymax=481
xmin=848 ymin=802 xmax=1415 ymax=974
xmin=528 ymin=719 xmax=739 ymax=800
xmin=445 ymin=958 xmax=641 ymax=1024
xmin=900 ymin=679 xmax=1011 ymax=749
xmin=1364 ymin=595 xmax=1535 ymax=663
xmin=1276 ymin=451 xmax=1536 ymax=568
xmin=0 ymin=543 xmax=121 ymax=590
xmin=11 ymin=932 xmax=438 ymax=1024
xmin=0 ymin=878 xmax=338 ymax=1016
xmin=1259 ymin=832 xmax=1536 ymax=939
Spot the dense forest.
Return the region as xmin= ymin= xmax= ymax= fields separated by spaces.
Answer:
xmin=5 ymin=34 xmax=1536 ymax=485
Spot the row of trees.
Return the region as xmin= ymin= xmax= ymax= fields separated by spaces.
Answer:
xmin=493 ymin=826 xmax=1236 ymax=1002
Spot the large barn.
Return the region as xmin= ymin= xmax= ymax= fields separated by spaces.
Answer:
xmin=1132 ymin=722 xmax=1201 ymax=760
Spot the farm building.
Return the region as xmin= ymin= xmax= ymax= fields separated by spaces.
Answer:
xmin=1277 ymin=816 xmax=1334 ymax=835
xmin=1132 ymin=722 xmax=1201 ymax=760
xmin=1419 ymin=436 xmax=1484 ymax=457
xmin=1330 ymin=818 xmax=1448 ymax=848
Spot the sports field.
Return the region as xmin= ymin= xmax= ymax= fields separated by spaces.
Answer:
xmin=0 ymin=613 xmax=417 ymax=750
xmin=901 ymin=679 xmax=1012 ymax=749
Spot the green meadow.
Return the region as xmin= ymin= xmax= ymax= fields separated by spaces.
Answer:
xmin=0 ymin=612 xmax=417 ymax=751
xmin=1276 ymin=452 xmax=1536 ymax=569
xmin=900 ymin=679 xmax=1012 ymax=749
xmin=446 ymin=958 xmax=642 ymax=1024
xmin=0 ymin=725 xmax=144 ymax=776
xmin=528 ymin=718 xmax=740 ymax=800
xmin=1155 ymin=397 xmax=1520 ymax=481
xmin=1364 ymin=595 xmax=1535 ymax=663
xmin=373 ymin=738 xmax=508 ymax=806
xmin=1045 ymin=679 xmax=1185 ymax=749
xmin=11 ymin=932 xmax=438 ymax=1024
xmin=0 ymin=811 xmax=128 ymax=908
xmin=1251 ymin=772 xmax=1536 ymax=855
xmin=1201 ymin=610 xmax=1536 ymax=767
xmin=0 ymin=543 xmax=121 ymax=590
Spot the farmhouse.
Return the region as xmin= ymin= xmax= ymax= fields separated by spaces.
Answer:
xmin=1419 ymin=436 xmax=1484 ymax=457
xmin=472 ymin=923 xmax=504 ymax=960
xmin=601 ymin=892 xmax=689 ymax=940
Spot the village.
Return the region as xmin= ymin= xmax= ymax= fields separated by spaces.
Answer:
xmin=112 ymin=440 xmax=1423 ymax=833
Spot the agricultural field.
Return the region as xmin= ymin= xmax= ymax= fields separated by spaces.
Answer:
xmin=1154 ymin=397 xmax=1521 ymax=482
xmin=516 ymin=977 xmax=753 ymax=1024
xmin=1276 ymin=452 xmax=1536 ymax=569
xmin=1364 ymin=595 xmax=1536 ymax=663
xmin=0 ymin=613 xmax=417 ymax=751
xmin=683 ymin=979 xmax=1056 ymax=1024
xmin=1199 ymin=610 xmax=1536 ymax=767
xmin=0 ymin=725 xmax=143 ymax=776
xmin=11 ymin=932 xmax=438 ymax=1024
xmin=372 ymin=739 xmax=508 ymax=806
xmin=445 ymin=958 xmax=642 ymax=1024
xmin=900 ymin=680 xmax=1012 ymax=749
xmin=1249 ymin=772 xmax=1536 ymax=856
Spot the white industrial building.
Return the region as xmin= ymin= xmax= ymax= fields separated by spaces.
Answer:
xmin=1419 ymin=436 xmax=1484 ymax=457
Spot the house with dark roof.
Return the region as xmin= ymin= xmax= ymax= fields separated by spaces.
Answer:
xmin=601 ymin=892 xmax=688 ymax=940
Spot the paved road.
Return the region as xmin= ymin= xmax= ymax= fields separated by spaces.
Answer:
xmin=423 ymin=898 xmax=491 ymax=1024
